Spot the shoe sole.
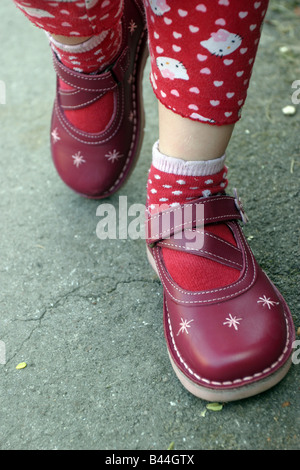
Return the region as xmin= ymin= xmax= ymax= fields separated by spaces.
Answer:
xmin=168 ymin=352 xmax=292 ymax=402
xmin=147 ymin=247 xmax=293 ymax=402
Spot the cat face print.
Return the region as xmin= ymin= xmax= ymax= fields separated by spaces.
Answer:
xmin=156 ymin=57 xmax=189 ymax=80
xmin=148 ymin=0 xmax=170 ymax=16
xmin=201 ymin=29 xmax=242 ymax=57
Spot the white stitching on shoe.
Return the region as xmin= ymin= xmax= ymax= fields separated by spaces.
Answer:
xmin=165 ymin=300 xmax=291 ymax=387
xmin=147 ymin=197 xmax=240 ymax=240
xmin=55 ymin=89 xmax=123 ymax=143
xmin=160 ymin=227 xmax=243 ymax=267
xmin=62 ymin=94 xmax=103 ymax=110
xmin=54 ymin=27 xmax=145 ymax=147
xmin=185 ymin=228 xmax=242 ymax=252
xmin=153 ymin=222 xmax=256 ymax=302
xmin=54 ymin=53 xmax=120 ymax=86
xmin=104 ymin=30 xmax=146 ymax=194
xmin=159 ymin=240 xmax=243 ymax=268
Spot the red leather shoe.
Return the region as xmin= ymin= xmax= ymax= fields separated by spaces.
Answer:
xmin=50 ymin=0 xmax=148 ymax=199
xmin=146 ymin=193 xmax=295 ymax=402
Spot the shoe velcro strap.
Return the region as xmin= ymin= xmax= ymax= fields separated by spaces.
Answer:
xmin=157 ymin=227 xmax=243 ymax=270
xmin=146 ymin=195 xmax=243 ymax=245
xmin=52 ymin=46 xmax=130 ymax=93
xmin=58 ymin=88 xmax=107 ymax=110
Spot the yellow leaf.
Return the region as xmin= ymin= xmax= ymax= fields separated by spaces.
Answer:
xmin=206 ymin=402 xmax=223 ymax=411
xmin=16 ymin=362 xmax=27 ymax=370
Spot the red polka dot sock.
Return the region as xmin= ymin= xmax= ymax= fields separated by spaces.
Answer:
xmin=147 ymin=141 xmax=240 ymax=291
xmin=48 ymin=24 xmax=122 ymax=133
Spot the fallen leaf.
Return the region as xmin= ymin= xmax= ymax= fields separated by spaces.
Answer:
xmin=282 ymin=105 xmax=296 ymax=116
xmin=206 ymin=402 xmax=223 ymax=411
xmin=279 ymin=46 xmax=289 ymax=53
xmin=16 ymin=362 xmax=27 ymax=370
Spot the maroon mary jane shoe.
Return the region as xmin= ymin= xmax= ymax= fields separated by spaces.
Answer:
xmin=146 ymin=193 xmax=295 ymax=402
xmin=50 ymin=0 xmax=148 ymax=198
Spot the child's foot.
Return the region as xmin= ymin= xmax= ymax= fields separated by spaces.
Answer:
xmin=50 ymin=0 xmax=148 ymax=198
xmin=146 ymin=145 xmax=295 ymax=402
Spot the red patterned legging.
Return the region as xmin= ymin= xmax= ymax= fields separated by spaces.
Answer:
xmin=13 ymin=0 xmax=269 ymax=125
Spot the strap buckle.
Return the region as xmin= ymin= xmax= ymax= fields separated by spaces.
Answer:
xmin=104 ymin=63 xmax=121 ymax=86
xmin=104 ymin=46 xmax=130 ymax=86
xmin=233 ymin=188 xmax=249 ymax=224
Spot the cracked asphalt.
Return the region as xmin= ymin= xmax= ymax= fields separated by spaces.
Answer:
xmin=0 ymin=1 xmax=299 ymax=450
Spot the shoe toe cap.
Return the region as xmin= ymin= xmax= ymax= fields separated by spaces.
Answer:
xmin=165 ymin=271 xmax=294 ymax=388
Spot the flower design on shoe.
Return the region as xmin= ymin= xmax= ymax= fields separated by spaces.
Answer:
xmin=72 ymin=151 xmax=86 ymax=168
xmin=257 ymin=295 xmax=280 ymax=310
xmin=128 ymin=19 xmax=137 ymax=34
xmin=105 ymin=150 xmax=123 ymax=163
xmin=51 ymin=128 xmax=60 ymax=144
xmin=177 ymin=318 xmax=194 ymax=336
xmin=223 ymin=313 xmax=242 ymax=331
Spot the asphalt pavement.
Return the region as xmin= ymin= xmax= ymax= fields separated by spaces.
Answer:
xmin=0 ymin=1 xmax=299 ymax=450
